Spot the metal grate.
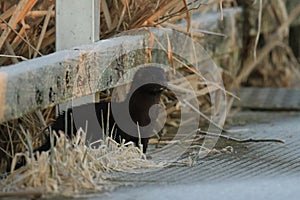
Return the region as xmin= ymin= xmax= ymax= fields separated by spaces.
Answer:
xmin=103 ymin=111 xmax=300 ymax=185
xmin=91 ymin=88 xmax=300 ymax=199
xmin=92 ymin=111 xmax=300 ymax=199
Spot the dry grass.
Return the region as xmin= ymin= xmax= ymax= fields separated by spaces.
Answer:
xmin=0 ymin=108 xmax=54 ymax=173
xmin=0 ymin=127 xmax=164 ymax=197
xmin=235 ymin=0 xmax=300 ymax=88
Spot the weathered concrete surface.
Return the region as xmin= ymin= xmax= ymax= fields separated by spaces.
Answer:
xmin=0 ymin=33 xmax=150 ymax=123
xmin=0 ymin=34 xmax=145 ymax=123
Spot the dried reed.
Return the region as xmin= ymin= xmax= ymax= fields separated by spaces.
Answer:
xmin=0 ymin=127 xmax=164 ymax=197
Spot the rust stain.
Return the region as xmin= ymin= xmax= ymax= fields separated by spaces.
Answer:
xmin=0 ymin=71 xmax=7 ymax=121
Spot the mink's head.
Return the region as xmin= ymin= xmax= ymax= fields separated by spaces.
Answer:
xmin=130 ymin=66 xmax=168 ymax=96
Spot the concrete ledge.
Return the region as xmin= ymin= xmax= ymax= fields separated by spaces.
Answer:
xmin=0 ymin=32 xmax=146 ymax=123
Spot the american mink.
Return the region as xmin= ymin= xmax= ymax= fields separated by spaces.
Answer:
xmin=51 ymin=66 xmax=168 ymax=153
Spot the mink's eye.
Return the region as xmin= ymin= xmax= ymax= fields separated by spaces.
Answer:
xmin=158 ymin=87 xmax=165 ymax=93
xmin=149 ymin=87 xmax=165 ymax=95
